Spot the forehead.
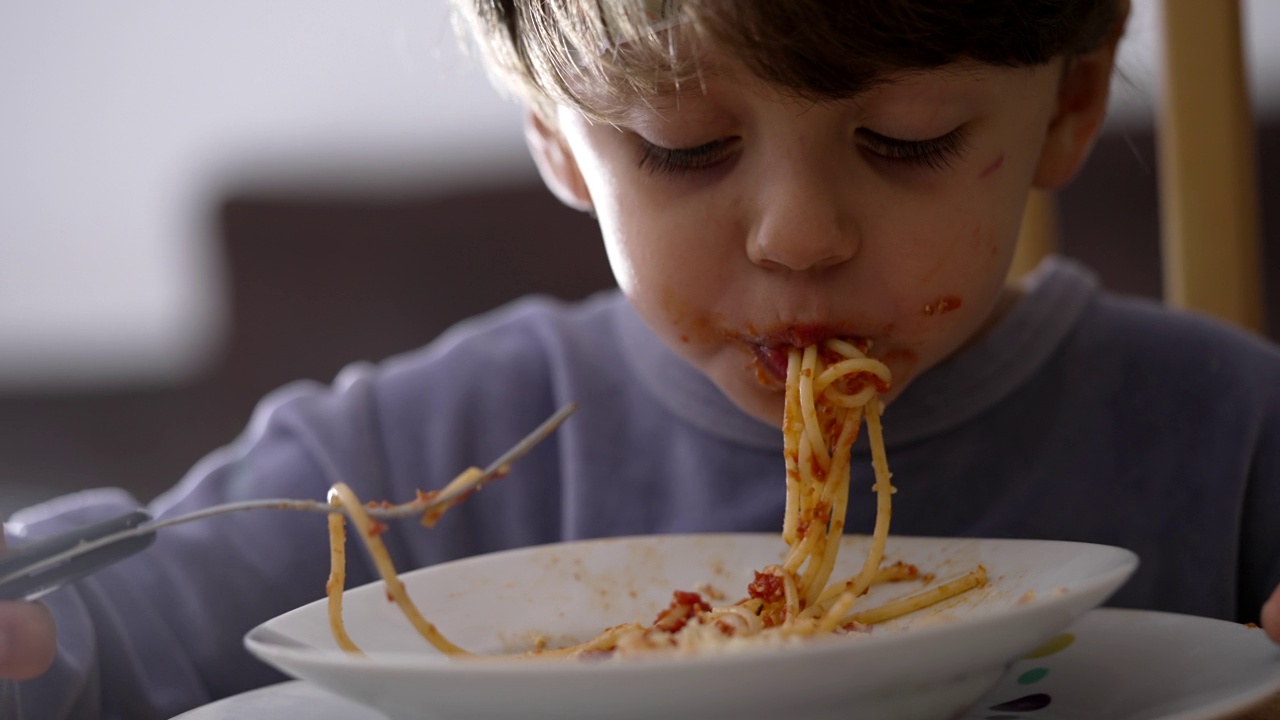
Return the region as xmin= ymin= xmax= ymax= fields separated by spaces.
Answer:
xmin=588 ymin=48 xmax=1028 ymax=128
xmin=571 ymin=7 xmax=1057 ymax=126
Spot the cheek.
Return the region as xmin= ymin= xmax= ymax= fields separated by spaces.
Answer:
xmin=927 ymin=222 xmax=1012 ymax=309
xmin=892 ymin=217 xmax=1005 ymax=302
xmin=600 ymin=213 xmax=732 ymax=358
xmin=977 ymin=153 xmax=1005 ymax=180
xmin=888 ymin=220 xmax=1014 ymax=351
xmin=914 ymin=290 xmax=982 ymax=351
xmin=878 ymin=346 xmax=921 ymax=392
xmin=921 ymin=165 xmax=1023 ymax=280
xmin=657 ymin=283 xmax=725 ymax=346
xmin=597 ymin=204 xmax=675 ymax=299
xmin=920 ymin=295 xmax=964 ymax=318
xmin=599 ymin=231 xmax=639 ymax=296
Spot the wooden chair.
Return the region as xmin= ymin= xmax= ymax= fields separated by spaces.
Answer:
xmin=1012 ymin=0 xmax=1265 ymax=335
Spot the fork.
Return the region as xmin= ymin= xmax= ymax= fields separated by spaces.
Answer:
xmin=0 ymin=402 xmax=577 ymax=601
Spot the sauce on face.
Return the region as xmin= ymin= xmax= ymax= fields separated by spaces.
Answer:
xmin=745 ymin=324 xmax=869 ymax=386
xmin=978 ymin=153 xmax=1005 ymax=179
xmin=922 ymin=296 xmax=962 ymax=316
xmin=880 ymin=347 xmax=916 ymax=361
xmin=750 ymin=344 xmax=791 ymax=384
xmin=660 ymin=284 xmax=725 ymax=346
xmin=665 ymin=285 xmax=905 ymax=394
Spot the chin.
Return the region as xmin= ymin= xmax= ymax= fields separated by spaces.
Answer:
xmin=719 ymin=370 xmax=787 ymax=427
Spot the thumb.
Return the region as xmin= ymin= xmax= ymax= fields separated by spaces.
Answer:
xmin=0 ymin=526 xmax=58 ymax=680
xmin=0 ymin=601 xmax=57 ymax=680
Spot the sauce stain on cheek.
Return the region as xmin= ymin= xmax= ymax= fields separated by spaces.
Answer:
xmin=922 ymin=296 xmax=963 ymax=316
xmin=881 ymin=347 xmax=917 ymax=365
xmin=978 ymin=153 xmax=1005 ymax=180
xmin=660 ymin=285 xmax=721 ymax=344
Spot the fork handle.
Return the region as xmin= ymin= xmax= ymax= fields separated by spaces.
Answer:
xmin=0 ymin=511 xmax=155 ymax=601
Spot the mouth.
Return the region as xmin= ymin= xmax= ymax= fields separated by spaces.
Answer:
xmin=745 ymin=325 xmax=868 ymax=387
xmin=749 ymin=344 xmax=791 ymax=387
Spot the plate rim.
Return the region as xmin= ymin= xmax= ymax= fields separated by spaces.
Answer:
xmin=983 ymin=606 xmax=1280 ymax=720
xmin=224 ymin=608 xmax=1280 ymax=720
xmin=245 ymin=532 xmax=1140 ymax=674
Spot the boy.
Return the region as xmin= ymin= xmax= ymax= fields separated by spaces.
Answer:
xmin=3 ymin=0 xmax=1279 ymax=716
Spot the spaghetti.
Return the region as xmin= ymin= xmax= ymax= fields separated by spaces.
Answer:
xmin=323 ymin=340 xmax=986 ymax=658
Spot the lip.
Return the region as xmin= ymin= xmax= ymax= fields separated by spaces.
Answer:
xmin=752 ymin=324 xmax=853 ymax=349
xmin=744 ymin=324 xmax=870 ymax=385
xmin=749 ymin=344 xmax=791 ymax=385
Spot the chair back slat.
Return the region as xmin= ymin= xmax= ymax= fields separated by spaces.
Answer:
xmin=1157 ymin=0 xmax=1265 ymax=332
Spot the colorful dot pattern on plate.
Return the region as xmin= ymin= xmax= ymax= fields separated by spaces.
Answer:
xmin=962 ymin=632 xmax=1075 ymax=720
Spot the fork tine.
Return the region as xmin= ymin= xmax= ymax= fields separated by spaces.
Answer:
xmin=368 ymin=402 xmax=578 ymax=520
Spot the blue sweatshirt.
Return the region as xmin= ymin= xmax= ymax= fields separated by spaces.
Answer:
xmin=7 ymin=257 xmax=1280 ymax=719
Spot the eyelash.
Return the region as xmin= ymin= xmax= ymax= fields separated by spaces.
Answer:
xmin=634 ymin=127 xmax=968 ymax=177
xmin=636 ymin=139 xmax=735 ymax=177
xmin=856 ymin=128 xmax=969 ymax=171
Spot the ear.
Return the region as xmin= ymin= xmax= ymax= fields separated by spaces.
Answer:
xmin=524 ymin=109 xmax=594 ymax=213
xmin=1033 ymin=18 xmax=1127 ymax=189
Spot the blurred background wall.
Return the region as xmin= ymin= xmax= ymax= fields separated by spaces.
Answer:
xmin=1 ymin=0 xmax=1277 ymax=517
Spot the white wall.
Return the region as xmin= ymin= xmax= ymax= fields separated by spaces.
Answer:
xmin=0 ymin=1 xmax=531 ymax=387
xmin=0 ymin=0 xmax=1272 ymax=388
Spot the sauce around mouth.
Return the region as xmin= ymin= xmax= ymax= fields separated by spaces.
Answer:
xmin=750 ymin=344 xmax=791 ymax=386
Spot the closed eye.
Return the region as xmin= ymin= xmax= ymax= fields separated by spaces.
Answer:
xmin=636 ymin=138 xmax=738 ymax=177
xmin=856 ymin=127 xmax=969 ymax=171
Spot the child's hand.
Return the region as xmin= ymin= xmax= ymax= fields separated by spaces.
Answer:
xmin=1264 ymin=585 xmax=1280 ymax=644
xmin=0 ymin=534 xmax=57 ymax=680
xmin=0 ymin=601 xmax=55 ymax=680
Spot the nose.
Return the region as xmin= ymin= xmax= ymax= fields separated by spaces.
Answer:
xmin=746 ymin=160 xmax=859 ymax=273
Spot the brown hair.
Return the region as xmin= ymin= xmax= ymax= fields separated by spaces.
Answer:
xmin=452 ymin=0 xmax=1126 ymax=122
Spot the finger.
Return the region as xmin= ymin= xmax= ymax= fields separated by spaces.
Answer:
xmin=0 ymin=601 xmax=56 ymax=680
xmin=1263 ymin=589 xmax=1280 ymax=645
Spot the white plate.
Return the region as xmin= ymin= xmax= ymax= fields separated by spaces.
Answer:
xmin=245 ymin=533 xmax=1137 ymax=720
xmin=198 ymin=609 xmax=1280 ymax=720
xmin=961 ymin=608 xmax=1280 ymax=720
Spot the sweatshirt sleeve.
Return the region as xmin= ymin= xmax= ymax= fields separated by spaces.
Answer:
xmin=0 ymin=293 xmax=607 ymax=720
xmin=3 ymin=367 xmax=404 ymax=720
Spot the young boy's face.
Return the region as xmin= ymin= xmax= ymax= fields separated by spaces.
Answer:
xmin=531 ymin=49 xmax=1111 ymax=426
